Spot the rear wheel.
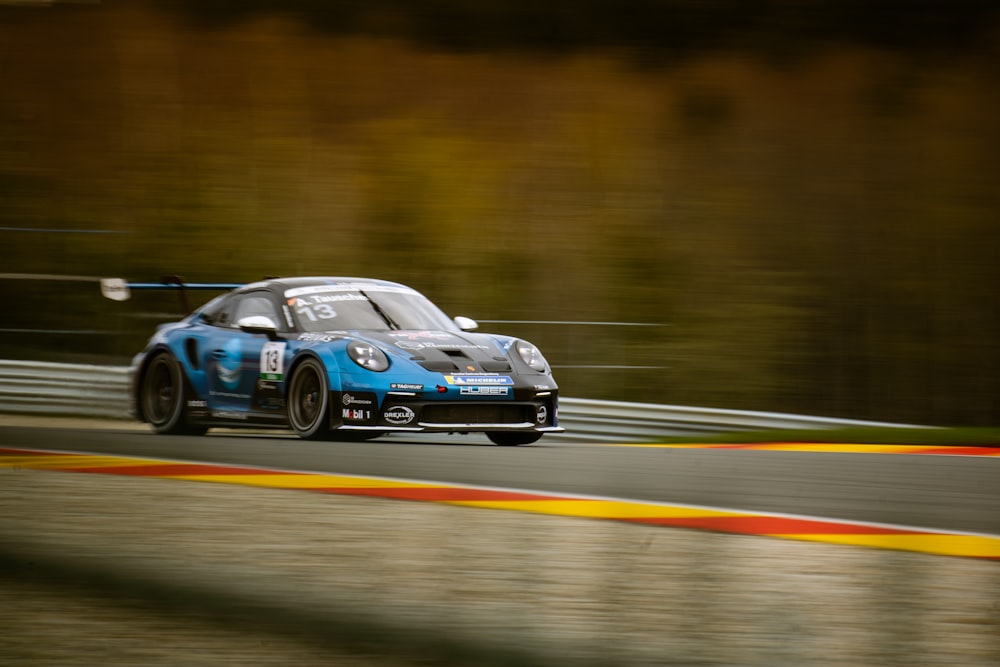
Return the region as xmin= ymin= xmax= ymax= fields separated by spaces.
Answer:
xmin=140 ymin=353 xmax=206 ymax=435
xmin=487 ymin=432 xmax=543 ymax=446
xmin=287 ymin=357 xmax=332 ymax=439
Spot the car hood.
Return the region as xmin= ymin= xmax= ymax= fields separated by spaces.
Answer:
xmin=359 ymin=329 xmax=513 ymax=374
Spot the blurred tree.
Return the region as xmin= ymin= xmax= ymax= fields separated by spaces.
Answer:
xmin=0 ymin=1 xmax=997 ymax=423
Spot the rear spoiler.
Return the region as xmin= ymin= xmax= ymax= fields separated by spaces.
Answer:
xmin=101 ymin=275 xmax=245 ymax=312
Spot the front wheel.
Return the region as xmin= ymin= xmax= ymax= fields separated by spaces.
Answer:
xmin=287 ymin=357 xmax=332 ymax=439
xmin=140 ymin=353 xmax=206 ymax=435
xmin=487 ymin=432 xmax=543 ymax=446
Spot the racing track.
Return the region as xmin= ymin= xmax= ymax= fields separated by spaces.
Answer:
xmin=3 ymin=424 xmax=999 ymax=537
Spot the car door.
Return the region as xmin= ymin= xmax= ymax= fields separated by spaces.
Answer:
xmin=204 ymin=291 xmax=284 ymax=418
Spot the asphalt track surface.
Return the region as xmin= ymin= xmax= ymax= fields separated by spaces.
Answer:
xmin=3 ymin=424 xmax=998 ymax=536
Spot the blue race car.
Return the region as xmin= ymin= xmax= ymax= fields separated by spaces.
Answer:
xmin=115 ymin=276 xmax=563 ymax=445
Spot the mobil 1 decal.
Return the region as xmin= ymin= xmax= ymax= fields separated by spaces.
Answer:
xmin=341 ymin=391 xmax=378 ymax=425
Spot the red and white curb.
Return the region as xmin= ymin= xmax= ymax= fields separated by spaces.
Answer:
xmin=3 ymin=446 xmax=999 ymax=560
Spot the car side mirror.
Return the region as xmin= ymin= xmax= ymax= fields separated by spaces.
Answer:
xmin=454 ymin=316 xmax=478 ymax=331
xmin=238 ymin=315 xmax=280 ymax=340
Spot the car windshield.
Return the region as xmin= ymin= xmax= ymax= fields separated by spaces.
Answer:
xmin=285 ymin=284 xmax=458 ymax=333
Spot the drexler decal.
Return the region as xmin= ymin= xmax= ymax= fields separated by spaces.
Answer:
xmin=384 ymin=406 xmax=416 ymax=425
xmin=444 ymin=375 xmax=514 ymax=386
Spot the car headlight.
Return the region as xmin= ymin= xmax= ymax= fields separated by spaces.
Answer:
xmin=347 ymin=340 xmax=390 ymax=372
xmin=515 ymin=340 xmax=549 ymax=372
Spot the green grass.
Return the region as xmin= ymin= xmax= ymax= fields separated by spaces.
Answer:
xmin=657 ymin=426 xmax=1000 ymax=447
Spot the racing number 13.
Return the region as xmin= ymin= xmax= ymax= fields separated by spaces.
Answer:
xmin=297 ymin=304 xmax=337 ymax=321
xmin=265 ymin=349 xmax=279 ymax=372
xmin=259 ymin=341 xmax=286 ymax=381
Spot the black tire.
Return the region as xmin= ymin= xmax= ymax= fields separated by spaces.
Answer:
xmin=140 ymin=353 xmax=206 ymax=435
xmin=287 ymin=357 xmax=332 ymax=439
xmin=487 ymin=431 xmax=543 ymax=446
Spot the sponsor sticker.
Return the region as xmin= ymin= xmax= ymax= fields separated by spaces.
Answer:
xmin=298 ymin=333 xmax=346 ymax=342
xmin=394 ymin=341 xmax=490 ymax=351
xmin=444 ymin=375 xmax=514 ymax=386
xmin=391 ymin=383 xmax=424 ymax=391
xmin=211 ymin=410 xmax=248 ymax=420
xmin=388 ymin=331 xmax=453 ymax=340
xmin=383 ymin=406 xmax=415 ymax=425
xmin=217 ymin=338 xmax=243 ymax=389
xmin=209 ymin=390 xmax=251 ymax=399
xmin=342 ymin=408 xmax=372 ymax=421
xmin=536 ymin=406 xmax=548 ymax=424
xmin=342 ymin=393 xmax=373 ymax=406
xmin=459 ymin=386 xmax=510 ymax=396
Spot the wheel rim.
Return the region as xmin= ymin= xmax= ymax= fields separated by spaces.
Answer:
xmin=290 ymin=364 xmax=324 ymax=432
xmin=144 ymin=357 xmax=177 ymax=426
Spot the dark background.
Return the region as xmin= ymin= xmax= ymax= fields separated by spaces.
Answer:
xmin=1 ymin=0 xmax=998 ymax=425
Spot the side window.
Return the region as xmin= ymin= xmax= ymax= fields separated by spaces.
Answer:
xmin=202 ymin=292 xmax=282 ymax=330
xmin=232 ymin=294 xmax=282 ymax=329
xmin=200 ymin=295 xmax=236 ymax=328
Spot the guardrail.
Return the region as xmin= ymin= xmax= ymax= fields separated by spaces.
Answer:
xmin=556 ymin=397 xmax=919 ymax=440
xmin=0 ymin=359 xmax=916 ymax=438
xmin=0 ymin=360 xmax=132 ymax=420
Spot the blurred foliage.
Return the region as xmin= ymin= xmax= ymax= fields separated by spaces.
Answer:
xmin=159 ymin=0 xmax=998 ymax=58
xmin=1 ymin=1 xmax=998 ymax=425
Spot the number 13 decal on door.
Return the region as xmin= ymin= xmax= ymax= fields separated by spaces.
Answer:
xmin=259 ymin=341 xmax=287 ymax=381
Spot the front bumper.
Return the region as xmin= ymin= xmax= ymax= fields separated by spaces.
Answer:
xmin=332 ymin=390 xmax=564 ymax=434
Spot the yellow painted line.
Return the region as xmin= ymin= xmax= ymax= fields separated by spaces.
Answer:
xmin=781 ymin=533 xmax=1000 ymax=559
xmin=443 ymin=499 xmax=741 ymax=520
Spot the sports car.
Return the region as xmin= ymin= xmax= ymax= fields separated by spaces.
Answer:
xmin=114 ymin=276 xmax=563 ymax=445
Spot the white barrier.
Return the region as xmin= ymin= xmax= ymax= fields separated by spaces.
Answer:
xmin=0 ymin=359 xmax=917 ymax=438
xmin=555 ymin=397 xmax=919 ymax=440
xmin=0 ymin=360 xmax=131 ymax=419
